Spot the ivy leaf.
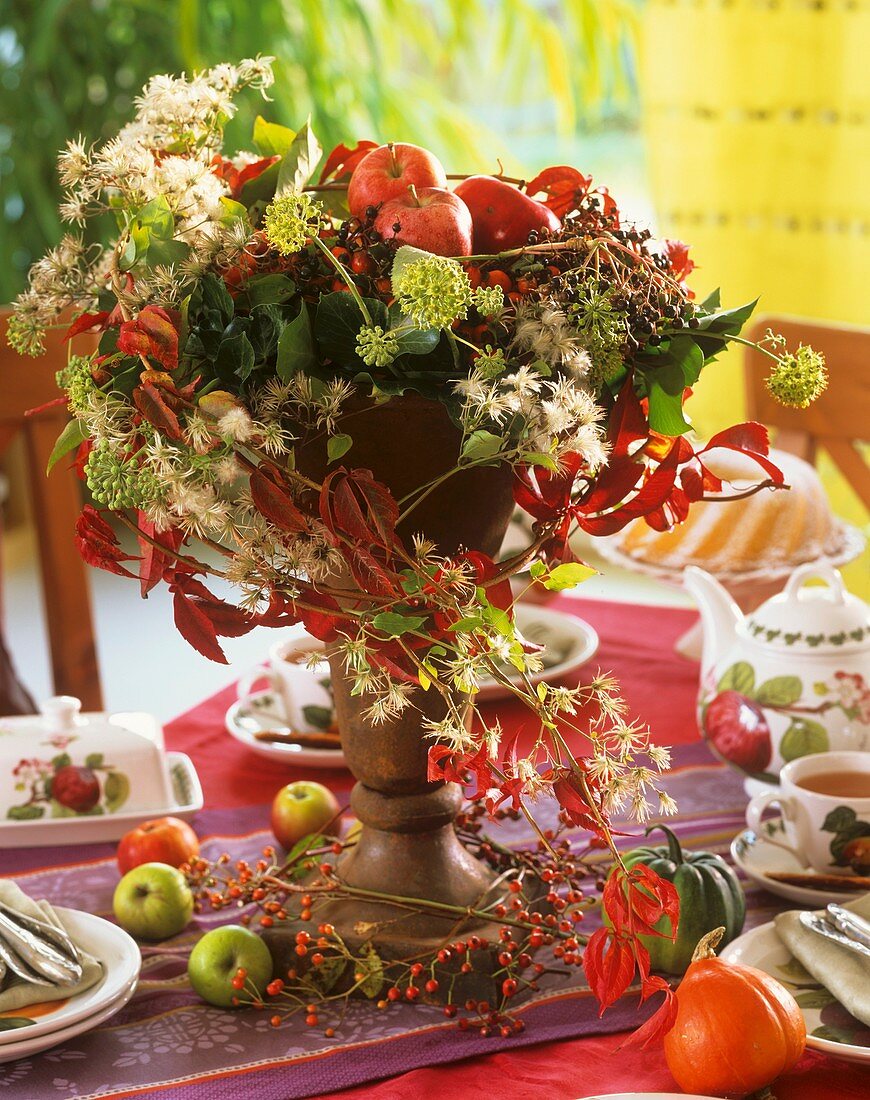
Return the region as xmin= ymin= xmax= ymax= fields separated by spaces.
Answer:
xmin=541 ymin=561 xmax=597 ymax=591
xmin=216 ymin=332 xmax=255 ymax=382
xmin=47 ymin=419 xmax=86 ymax=474
xmin=252 ymin=115 xmax=297 ymax=158
xmin=372 ymin=611 xmax=427 ymax=637
xmin=315 ymin=293 xmax=388 ymax=366
xmin=327 ymin=433 xmax=353 ymax=462
xmin=779 ymin=718 xmax=829 ymax=762
xmin=461 ymin=429 xmax=503 ymax=464
xmin=355 ymin=943 xmax=384 ymax=999
xmin=276 ymin=117 xmax=322 ymax=195
xmin=755 ymin=676 xmax=803 ymax=707
xmin=717 ymin=661 xmax=755 ymax=696
xmin=390 ymin=245 xmax=434 ymax=294
xmin=692 ymin=298 xmax=759 ymax=360
xmin=243 ymin=274 xmax=296 ymax=308
xmin=277 ymin=305 xmax=316 ymax=379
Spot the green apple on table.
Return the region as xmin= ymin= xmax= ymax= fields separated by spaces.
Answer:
xmin=271 ymin=780 xmax=340 ymax=849
xmin=188 ymin=925 xmax=273 ymax=1008
xmin=113 ymin=862 xmax=194 ymax=941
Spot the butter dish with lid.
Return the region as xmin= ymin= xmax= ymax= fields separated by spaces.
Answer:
xmin=0 ymin=696 xmax=202 ymax=846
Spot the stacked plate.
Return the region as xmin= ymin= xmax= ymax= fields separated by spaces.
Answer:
xmin=0 ymin=908 xmax=140 ymax=1064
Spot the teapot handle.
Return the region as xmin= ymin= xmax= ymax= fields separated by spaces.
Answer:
xmin=783 ymin=562 xmax=847 ymax=605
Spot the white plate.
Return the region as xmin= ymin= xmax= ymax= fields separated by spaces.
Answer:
xmin=476 ymin=604 xmax=600 ymax=700
xmin=226 ymin=691 xmax=347 ymax=768
xmin=0 ymin=907 xmax=139 ymax=1060
xmin=731 ymin=817 xmax=857 ymax=906
xmin=0 ymin=752 xmax=202 ymax=847
xmin=720 ymin=922 xmax=870 ymax=1064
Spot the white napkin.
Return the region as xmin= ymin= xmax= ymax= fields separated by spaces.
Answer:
xmin=774 ymin=892 xmax=870 ymax=1026
xmin=0 ymin=880 xmax=103 ymax=1014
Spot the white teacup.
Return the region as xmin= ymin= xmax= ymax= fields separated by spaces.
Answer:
xmin=746 ymin=751 xmax=870 ymax=875
xmin=236 ymin=632 xmax=333 ymax=732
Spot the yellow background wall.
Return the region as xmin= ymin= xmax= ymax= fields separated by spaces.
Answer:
xmin=641 ymin=0 xmax=869 ymax=596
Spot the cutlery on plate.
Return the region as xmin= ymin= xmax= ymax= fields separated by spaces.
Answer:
xmin=799 ymin=911 xmax=870 ymax=960
xmin=0 ymin=904 xmax=82 ymax=987
xmin=826 ymin=904 xmax=870 ymax=949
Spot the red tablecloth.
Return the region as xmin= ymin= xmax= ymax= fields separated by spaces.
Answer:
xmin=161 ymin=596 xmax=869 ymax=1100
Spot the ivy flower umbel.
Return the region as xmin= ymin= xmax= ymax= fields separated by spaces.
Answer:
xmin=472 ymin=284 xmax=504 ymax=319
xmin=765 ymin=344 xmax=828 ymax=409
xmin=393 ymin=255 xmax=471 ymax=330
xmin=356 ymin=325 xmax=399 ymax=367
xmin=263 ymin=192 xmax=322 ymax=256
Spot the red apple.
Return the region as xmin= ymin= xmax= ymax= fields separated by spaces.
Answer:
xmin=348 ymin=142 xmax=447 ymax=218
xmin=703 ymin=690 xmax=772 ymax=774
xmin=453 ymin=175 xmax=561 ymax=253
xmin=117 ymin=816 xmax=200 ymax=874
xmin=270 ymin=781 xmax=340 ymax=850
xmin=52 ymin=765 xmax=100 ymax=813
xmin=373 ymin=187 xmax=472 ymax=257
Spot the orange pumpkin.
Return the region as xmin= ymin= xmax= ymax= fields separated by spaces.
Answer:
xmin=664 ymin=927 xmax=806 ymax=1097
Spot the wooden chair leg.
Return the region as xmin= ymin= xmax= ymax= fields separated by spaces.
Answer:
xmin=23 ymin=417 xmax=102 ymax=711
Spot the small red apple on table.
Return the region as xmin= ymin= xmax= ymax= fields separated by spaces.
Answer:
xmin=117 ymin=815 xmax=200 ymax=874
xmin=348 ymin=142 xmax=447 ymax=218
xmin=373 ymin=185 xmax=473 ymax=256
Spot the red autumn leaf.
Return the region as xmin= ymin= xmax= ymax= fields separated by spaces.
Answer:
xmin=320 ymin=468 xmax=400 ymax=550
xmin=71 ymin=438 xmax=93 ymax=480
xmin=577 ymin=455 xmax=644 ymax=515
xmin=25 ymin=395 xmax=68 ymax=417
xmin=513 ymin=451 xmax=587 ymax=522
xmin=578 ymin=439 xmax=683 ymax=537
xmin=249 ymin=468 xmax=309 ymax=533
xmin=346 ymin=544 xmax=401 ymax=598
xmin=294 ymin=589 xmax=347 ymax=643
xmin=608 ymin=377 xmax=649 ymax=458
xmin=233 ymin=155 xmax=279 ymax=198
xmin=118 ymin=306 xmax=181 ymax=370
xmin=133 ymin=381 xmax=183 ymax=440
xmin=318 ymin=140 xmax=379 ymax=183
xmin=172 ymin=587 xmax=228 ymax=664
xmin=583 ymin=927 xmax=636 ymax=1015
xmin=171 ymin=574 xmax=254 ymax=638
xmin=622 ymin=976 xmax=679 ymax=1048
xmin=699 ymin=422 xmax=785 ymax=486
xmin=428 ymin=744 xmax=467 ymax=784
xmin=137 ymin=517 xmax=183 ymax=597
xmin=75 ymin=505 xmax=138 ymax=578
xmin=65 ymin=311 xmax=110 ymax=340
xmin=552 ymin=769 xmax=605 ymax=836
xmin=663 ymin=238 xmax=695 ymax=283
xmin=622 ymin=864 xmax=681 ymax=939
xmin=459 ymin=550 xmax=514 ymax=616
xmin=525 ymin=165 xmax=592 ymax=218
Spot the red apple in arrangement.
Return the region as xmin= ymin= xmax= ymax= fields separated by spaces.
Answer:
xmin=373 ymin=187 xmax=473 ymax=257
xmin=453 ymin=175 xmax=561 ymax=253
xmin=52 ymin=765 xmax=100 ymax=813
xmin=117 ymin=816 xmax=200 ymax=874
xmin=703 ymin=690 xmax=772 ymax=774
xmin=271 ymin=781 xmax=340 ymax=850
xmin=348 ymin=142 xmax=448 ymax=218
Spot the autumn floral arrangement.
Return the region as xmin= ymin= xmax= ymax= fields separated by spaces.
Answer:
xmin=9 ymin=58 xmax=827 ymax=1039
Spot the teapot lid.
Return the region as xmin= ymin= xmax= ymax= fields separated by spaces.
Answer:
xmin=743 ymin=564 xmax=870 ymax=652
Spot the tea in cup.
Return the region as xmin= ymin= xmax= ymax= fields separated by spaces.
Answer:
xmin=236 ymin=632 xmax=334 ymax=732
xmin=745 ymin=751 xmax=870 ymax=875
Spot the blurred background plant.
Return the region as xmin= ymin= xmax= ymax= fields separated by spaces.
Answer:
xmin=0 ymin=0 xmax=641 ymax=305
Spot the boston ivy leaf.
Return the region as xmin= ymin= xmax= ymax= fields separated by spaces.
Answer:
xmin=315 ymin=293 xmax=388 ymax=366
xmin=327 ymin=433 xmax=353 ymax=462
xmin=372 ymin=611 xmax=428 ymax=637
xmin=461 ymin=429 xmax=503 ymax=464
xmin=252 ymin=115 xmax=297 ymax=158
xmin=276 ymin=117 xmax=322 ymax=195
xmin=277 ymin=305 xmax=316 ymax=379
xmin=542 ymin=562 xmax=597 ymax=591
xmin=47 ymin=419 xmax=86 ymax=474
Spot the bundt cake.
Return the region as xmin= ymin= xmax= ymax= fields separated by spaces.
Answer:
xmin=616 ymin=448 xmax=848 ymax=578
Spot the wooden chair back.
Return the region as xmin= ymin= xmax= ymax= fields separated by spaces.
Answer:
xmin=744 ymin=316 xmax=870 ymax=510
xmin=0 ymin=310 xmax=102 ymax=710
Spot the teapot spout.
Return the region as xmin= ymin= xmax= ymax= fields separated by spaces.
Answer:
xmin=683 ymin=566 xmax=742 ymax=677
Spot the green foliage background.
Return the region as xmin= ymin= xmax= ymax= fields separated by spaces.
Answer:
xmin=0 ymin=0 xmax=639 ymax=303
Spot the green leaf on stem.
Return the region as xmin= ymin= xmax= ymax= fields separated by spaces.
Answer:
xmin=242 ymin=274 xmax=297 ymax=307
xmin=276 ymin=117 xmax=322 ymax=195
xmin=316 ymin=293 xmax=388 ymax=366
xmin=47 ymin=419 xmax=86 ymax=474
xmin=371 ymin=611 xmax=428 ymax=637
xmin=277 ymin=305 xmax=316 ymax=379
xmin=461 ymin=429 xmax=503 ymax=464
xmin=327 ymin=433 xmax=353 ymax=462
xmin=541 ymin=562 xmax=597 ymax=591
xmin=252 ymin=115 xmax=297 ymax=158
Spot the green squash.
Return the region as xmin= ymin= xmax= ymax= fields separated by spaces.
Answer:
xmin=616 ymin=824 xmax=746 ymax=975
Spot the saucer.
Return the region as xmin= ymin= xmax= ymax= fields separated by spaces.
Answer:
xmin=731 ymin=817 xmax=857 ymax=905
xmin=721 ymin=922 xmax=870 ymax=1064
xmin=226 ymin=691 xmax=346 ymax=769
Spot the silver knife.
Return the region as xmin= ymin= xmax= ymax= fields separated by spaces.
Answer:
xmin=826 ymin=904 xmax=870 ymax=949
xmin=800 ymin=911 xmax=870 ymax=960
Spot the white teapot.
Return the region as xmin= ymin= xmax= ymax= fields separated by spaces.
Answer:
xmin=685 ymin=563 xmax=870 ymax=788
